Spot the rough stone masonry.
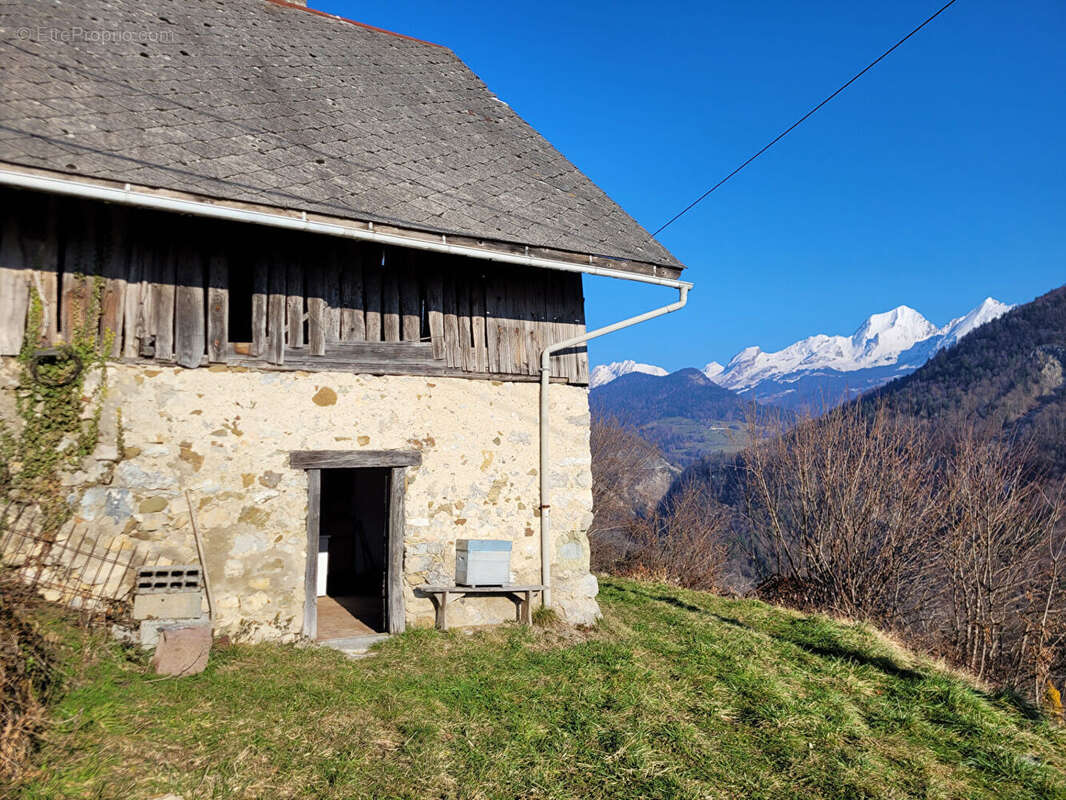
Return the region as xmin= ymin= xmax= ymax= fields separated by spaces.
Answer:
xmin=0 ymin=360 xmax=600 ymax=640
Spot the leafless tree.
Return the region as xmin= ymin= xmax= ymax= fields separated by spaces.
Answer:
xmin=742 ymin=402 xmax=939 ymax=629
xmin=937 ymin=429 xmax=1066 ymax=688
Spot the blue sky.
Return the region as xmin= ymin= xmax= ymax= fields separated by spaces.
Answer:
xmin=319 ymin=0 xmax=1065 ymax=370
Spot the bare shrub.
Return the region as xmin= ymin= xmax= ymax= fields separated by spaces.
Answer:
xmin=742 ymin=402 xmax=938 ymax=629
xmin=611 ymin=480 xmax=730 ymax=591
xmin=0 ymin=572 xmax=54 ymax=782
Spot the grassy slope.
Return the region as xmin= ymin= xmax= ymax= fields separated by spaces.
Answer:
xmin=13 ymin=578 xmax=1066 ymax=800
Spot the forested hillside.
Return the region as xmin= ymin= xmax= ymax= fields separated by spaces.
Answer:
xmin=870 ymin=284 xmax=1066 ymax=476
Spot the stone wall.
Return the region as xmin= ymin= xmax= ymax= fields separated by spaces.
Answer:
xmin=0 ymin=359 xmax=599 ymax=640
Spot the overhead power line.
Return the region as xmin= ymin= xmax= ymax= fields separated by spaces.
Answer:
xmin=652 ymin=0 xmax=960 ymax=238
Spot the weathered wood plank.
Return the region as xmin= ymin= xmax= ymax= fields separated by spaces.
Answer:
xmin=0 ymin=215 xmax=30 ymax=355
xmin=123 ymin=234 xmax=147 ymax=358
xmin=400 ymin=252 xmax=421 ymax=342
xmin=571 ymin=273 xmax=589 ymax=384
xmin=425 ymin=273 xmax=444 ymax=360
xmin=251 ymin=254 xmax=268 ymax=357
xmin=484 ymin=271 xmax=504 ymax=373
xmin=387 ymin=466 xmax=406 ymax=634
xmin=174 ymin=246 xmax=205 ymax=369
xmin=306 ymin=258 xmax=326 ymax=357
xmin=286 ymin=258 xmax=304 ymax=350
xmin=289 ymin=450 xmax=422 ymax=469
xmin=457 ymin=273 xmax=475 ymax=371
xmin=321 ymin=252 xmax=342 ymax=343
xmin=61 ymin=201 xmax=98 ymax=341
xmin=363 ymin=254 xmax=382 ymax=342
xmin=152 ymin=246 xmax=176 ymax=361
xmin=524 ymin=271 xmax=548 ymax=376
xmin=441 ymin=270 xmax=461 ymax=368
xmin=382 ymin=251 xmax=401 ymax=343
xmin=339 ymin=248 xmax=365 ymax=342
xmin=98 ymin=206 xmax=129 ymax=357
xmin=207 ymin=252 xmax=228 ymax=363
xmin=268 ymin=256 xmax=286 ymax=365
xmin=470 ymin=275 xmax=488 ymax=373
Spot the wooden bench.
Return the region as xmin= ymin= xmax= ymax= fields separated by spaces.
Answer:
xmin=416 ymin=584 xmax=544 ymax=631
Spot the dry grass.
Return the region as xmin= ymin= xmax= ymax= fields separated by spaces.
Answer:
xmin=9 ymin=577 xmax=1066 ymax=799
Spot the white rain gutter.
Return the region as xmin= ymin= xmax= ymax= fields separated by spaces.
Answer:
xmin=0 ymin=167 xmax=684 ymax=288
xmin=539 ymin=279 xmax=691 ymax=607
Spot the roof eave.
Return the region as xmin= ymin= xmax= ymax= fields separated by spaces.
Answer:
xmin=0 ymin=161 xmax=686 ymax=284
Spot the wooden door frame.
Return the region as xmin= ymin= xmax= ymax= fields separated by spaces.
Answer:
xmin=289 ymin=450 xmax=422 ymax=638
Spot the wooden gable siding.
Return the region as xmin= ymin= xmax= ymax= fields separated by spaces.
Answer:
xmin=0 ymin=189 xmax=588 ymax=384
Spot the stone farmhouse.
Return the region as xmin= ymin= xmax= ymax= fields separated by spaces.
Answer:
xmin=0 ymin=0 xmax=689 ymax=641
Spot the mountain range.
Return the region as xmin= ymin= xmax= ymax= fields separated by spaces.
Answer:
xmin=591 ymin=298 xmax=1013 ymax=411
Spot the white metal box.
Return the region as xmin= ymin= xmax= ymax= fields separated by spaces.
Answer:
xmin=455 ymin=539 xmax=511 ymax=586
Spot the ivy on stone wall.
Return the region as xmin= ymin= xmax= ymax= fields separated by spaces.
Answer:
xmin=0 ymin=276 xmax=112 ymax=533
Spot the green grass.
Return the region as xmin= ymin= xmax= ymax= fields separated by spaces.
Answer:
xmin=12 ymin=578 xmax=1066 ymax=799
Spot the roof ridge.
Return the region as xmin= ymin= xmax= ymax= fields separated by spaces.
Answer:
xmin=261 ymin=0 xmax=445 ymax=49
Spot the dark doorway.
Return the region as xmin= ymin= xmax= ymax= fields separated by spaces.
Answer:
xmin=316 ymin=468 xmax=390 ymax=639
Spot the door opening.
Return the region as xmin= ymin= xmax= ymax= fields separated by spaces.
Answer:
xmin=316 ymin=467 xmax=390 ymax=639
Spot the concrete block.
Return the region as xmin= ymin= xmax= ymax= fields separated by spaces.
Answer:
xmin=134 ymin=591 xmax=204 ymax=620
xmin=150 ymin=622 xmax=211 ymax=677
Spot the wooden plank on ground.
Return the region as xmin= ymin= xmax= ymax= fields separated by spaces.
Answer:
xmin=363 ymin=253 xmax=382 ymax=342
xmin=268 ymin=256 xmax=286 ymax=365
xmin=287 ymin=257 xmax=304 ymax=350
xmin=174 ymin=245 xmax=205 ymax=368
xmin=382 ymin=250 xmax=401 ymax=342
xmin=207 ymin=252 xmax=228 ymax=363
xmin=339 ymin=247 xmax=364 ymax=342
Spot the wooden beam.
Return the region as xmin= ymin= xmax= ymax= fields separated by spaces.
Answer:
xmin=251 ymin=256 xmax=268 ymax=358
xmin=289 ymin=450 xmax=422 ymax=469
xmin=0 ymin=214 xmax=30 ymax=356
xmin=387 ymin=466 xmax=406 ymax=634
xmin=303 ymin=468 xmax=320 ymax=641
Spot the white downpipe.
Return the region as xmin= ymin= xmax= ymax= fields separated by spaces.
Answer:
xmin=0 ymin=167 xmax=685 ymax=288
xmin=539 ymin=282 xmax=691 ymax=606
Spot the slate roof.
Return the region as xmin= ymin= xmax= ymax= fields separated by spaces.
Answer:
xmin=0 ymin=0 xmax=682 ymax=270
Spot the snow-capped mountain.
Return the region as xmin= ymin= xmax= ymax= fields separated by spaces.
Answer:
xmin=591 ymin=298 xmax=1013 ymax=409
xmin=589 ymin=360 xmax=667 ymax=388
xmin=715 ymin=299 xmax=1012 ymax=400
